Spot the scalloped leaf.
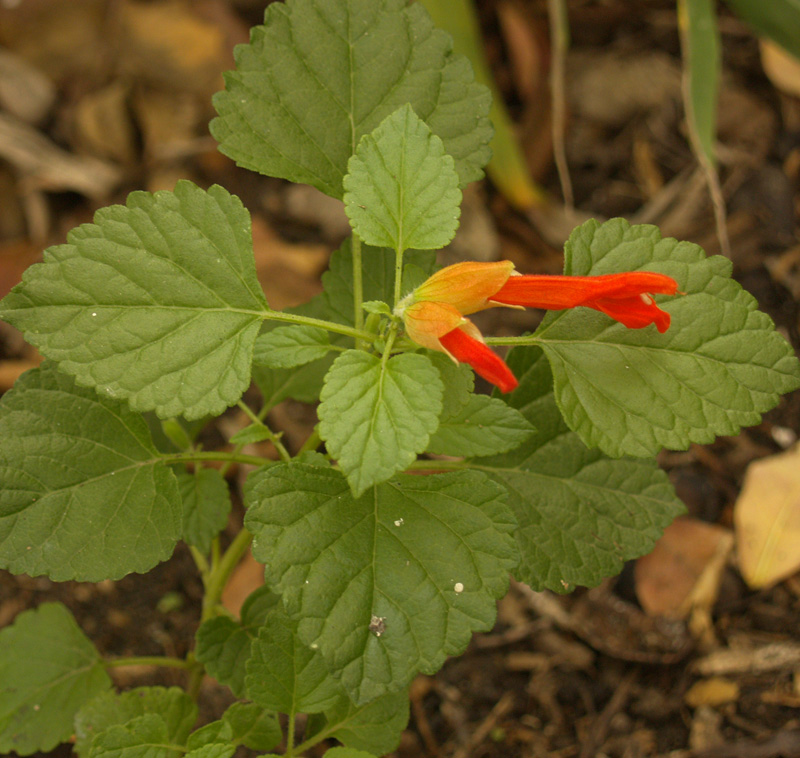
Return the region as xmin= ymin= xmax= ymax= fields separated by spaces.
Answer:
xmin=318 ymin=350 xmax=443 ymax=495
xmin=344 ymin=105 xmax=461 ymax=251
xmin=0 ymin=364 xmax=181 ymax=581
xmin=244 ymin=463 xmax=518 ymax=704
xmin=211 ymin=0 xmax=491 ymax=197
xmin=476 ymin=346 xmax=685 ymax=592
xmin=0 ymin=181 xmax=267 ymax=420
xmin=534 ymin=218 xmax=800 ymax=457
xmin=0 ymin=603 xmax=112 ymax=756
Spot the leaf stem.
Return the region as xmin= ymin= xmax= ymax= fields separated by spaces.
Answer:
xmin=186 ymin=526 xmax=255 ymax=699
xmin=484 ymin=335 xmax=542 ymax=347
xmin=393 ymin=243 xmax=404 ymax=308
xmin=297 ymin=426 xmax=322 ymax=456
xmin=236 ymin=400 xmax=291 ymax=462
xmin=161 ymin=450 xmax=276 ymax=468
xmin=286 ymin=709 xmax=297 ymax=757
xmin=352 ymin=233 xmax=365 ymax=347
xmin=381 ymin=325 xmax=398 ymax=370
xmin=201 ymin=527 xmax=254 ymax=624
xmin=104 ymin=655 xmax=193 ymax=670
xmin=263 ymin=308 xmax=372 ymax=343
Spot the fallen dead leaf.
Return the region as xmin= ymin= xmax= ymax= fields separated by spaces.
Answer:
xmin=71 ymin=81 xmax=137 ymax=164
xmin=635 ymin=517 xmax=733 ymax=620
xmin=220 ymin=550 xmax=264 ymax=618
xmin=760 ymin=39 xmax=800 ymax=99
xmin=684 ymin=677 xmax=740 ymax=708
xmin=734 ymin=444 xmax=800 ymax=589
xmin=251 ymin=216 xmax=328 ymax=311
xmin=117 ymin=0 xmax=227 ymax=96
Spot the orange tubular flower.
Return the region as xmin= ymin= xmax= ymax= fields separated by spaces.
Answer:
xmin=490 ymin=271 xmax=678 ymax=333
xmin=398 ymin=261 xmax=678 ymax=393
xmin=403 ymin=301 xmax=519 ymax=394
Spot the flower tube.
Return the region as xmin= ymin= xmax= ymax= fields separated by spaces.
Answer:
xmin=490 ymin=271 xmax=678 ymax=332
xmin=402 ymin=300 xmax=518 ymax=393
xmin=397 ymin=261 xmax=678 ymax=392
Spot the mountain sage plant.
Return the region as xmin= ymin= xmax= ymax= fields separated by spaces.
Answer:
xmin=1 ymin=1 xmax=799 ymax=756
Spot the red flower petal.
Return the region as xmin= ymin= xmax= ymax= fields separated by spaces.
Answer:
xmin=491 ymin=272 xmax=677 ymax=331
xmin=439 ymin=328 xmax=518 ymax=394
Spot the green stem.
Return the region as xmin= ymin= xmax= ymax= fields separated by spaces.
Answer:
xmin=381 ymin=325 xmax=398 ymax=370
xmin=236 ymin=401 xmax=291 ymax=462
xmin=393 ymin=243 xmax=404 ymax=308
xmin=188 ymin=545 xmax=209 ymax=578
xmin=161 ymin=450 xmax=275 ymax=468
xmin=263 ymin=308 xmax=372 ymax=343
xmin=352 ymin=233 xmax=364 ymax=346
xmin=286 ymin=709 xmax=297 ymax=757
xmin=104 ymin=655 xmax=192 ymax=670
xmin=484 ymin=335 xmax=542 ymax=347
xmin=297 ymin=426 xmax=322 ymax=457
xmin=201 ymin=528 xmax=253 ymax=624
xmin=186 ymin=527 xmax=254 ymax=699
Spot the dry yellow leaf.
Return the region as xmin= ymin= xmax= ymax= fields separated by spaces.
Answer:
xmin=735 ymin=444 xmax=800 ymax=589
xmin=685 ymin=677 xmax=740 ymax=708
xmin=760 ymin=39 xmax=800 ymax=99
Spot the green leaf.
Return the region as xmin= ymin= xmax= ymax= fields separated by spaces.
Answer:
xmin=324 ymin=749 xmax=378 ymax=758
xmin=678 ymin=0 xmax=720 ymax=168
xmin=723 ymin=0 xmax=800 ymax=60
xmin=175 ymin=466 xmax=231 ymax=554
xmin=228 ymin=425 xmax=275 ymax=445
xmin=344 ymin=105 xmax=461 ymax=251
xmin=0 ymin=364 xmax=181 ymax=581
xmin=0 ymin=181 xmax=266 ymax=420
xmin=220 ymin=703 xmax=281 ymax=751
xmin=476 ymin=346 xmax=685 ymax=592
xmin=318 ymin=350 xmax=443 ymax=495
xmin=245 ymin=603 xmax=341 ymax=714
xmin=253 ymin=326 xmax=333 ymax=368
xmin=211 ymin=0 xmax=491 ymax=198
xmin=428 ymin=351 xmax=474 ymax=418
xmin=244 ymin=463 xmax=518 ymax=704
xmin=427 ymin=394 xmax=534 ymax=457
xmin=87 ymin=714 xmax=182 ymax=758
xmin=186 ymin=722 xmax=233 ymax=752
xmin=252 ymin=359 xmax=333 ymax=407
xmin=307 ymin=688 xmax=409 ymax=756
xmin=75 ymin=687 xmax=197 ymax=758
xmin=185 ymin=745 xmax=235 ymax=758
xmin=0 ymin=603 xmax=112 ymax=755
xmin=322 ymin=239 xmax=437 ymax=327
xmin=534 ymin=218 xmax=800 ymax=458
xmin=187 ymin=703 xmax=280 ymax=753
xmin=195 ymin=586 xmax=280 ymax=698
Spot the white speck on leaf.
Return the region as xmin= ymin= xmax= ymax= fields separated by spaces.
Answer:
xmin=394 ymin=518 xmax=404 ymax=527
xmin=454 ymin=582 xmax=464 ymax=593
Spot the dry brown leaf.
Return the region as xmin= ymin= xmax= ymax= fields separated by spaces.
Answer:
xmin=0 ymin=113 xmax=121 ymax=199
xmin=734 ymin=444 xmax=800 ymax=589
xmin=220 ymin=550 xmax=264 ymax=618
xmin=0 ymin=47 xmax=55 ymax=125
xmin=117 ymin=0 xmax=227 ymax=96
xmin=251 ymin=216 xmax=328 ymax=311
xmin=634 ymin=517 xmax=733 ymax=619
xmin=71 ymin=82 xmax=137 ymax=164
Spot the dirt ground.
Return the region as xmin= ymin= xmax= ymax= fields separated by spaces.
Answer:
xmin=1 ymin=1 xmax=800 ymax=756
